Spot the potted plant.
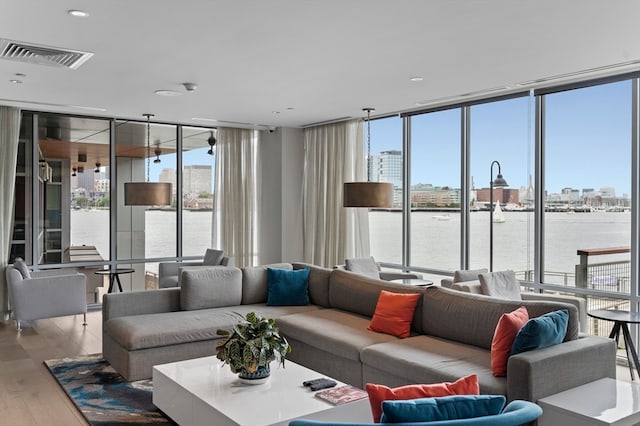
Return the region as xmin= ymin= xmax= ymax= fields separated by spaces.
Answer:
xmin=215 ymin=312 xmax=291 ymax=384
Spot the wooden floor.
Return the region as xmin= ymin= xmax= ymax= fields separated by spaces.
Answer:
xmin=0 ymin=309 xmax=635 ymax=425
xmin=0 ymin=310 xmax=102 ymax=426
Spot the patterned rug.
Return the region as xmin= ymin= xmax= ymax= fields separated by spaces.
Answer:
xmin=44 ymin=354 xmax=175 ymax=425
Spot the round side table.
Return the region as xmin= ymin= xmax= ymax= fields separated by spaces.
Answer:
xmin=95 ymin=268 xmax=135 ymax=293
xmin=588 ymin=309 xmax=640 ymax=380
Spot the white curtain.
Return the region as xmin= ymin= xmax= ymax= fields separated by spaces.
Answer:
xmin=302 ymin=119 xmax=369 ymax=267
xmin=0 ymin=106 xmax=21 ymax=318
xmin=212 ymin=127 xmax=259 ymax=268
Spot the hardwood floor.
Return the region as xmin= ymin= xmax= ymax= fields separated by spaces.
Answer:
xmin=0 ymin=309 xmax=635 ymax=425
xmin=0 ymin=310 xmax=102 ymax=426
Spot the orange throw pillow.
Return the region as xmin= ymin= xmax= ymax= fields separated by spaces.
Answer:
xmin=368 ymin=290 xmax=421 ymax=338
xmin=491 ymin=306 xmax=529 ymax=377
xmin=366 ymin=374 xmax=479 ymax=423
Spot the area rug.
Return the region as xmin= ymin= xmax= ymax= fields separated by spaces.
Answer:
xmin=44 ymin=354 xmax=175 ymax=425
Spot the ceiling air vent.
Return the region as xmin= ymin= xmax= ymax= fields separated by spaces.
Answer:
xmin=0 ymin=38 xmax=93 ymax=69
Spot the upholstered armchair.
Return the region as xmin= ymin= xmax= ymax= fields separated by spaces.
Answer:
xmin=442 ymin=269 xmax=587 ymax=333
xmin=288 ymin=399 xmax=542 ymax=426
xmin=158 ymin=248 xmax=234 ymax=288
xmin=5 ymin=258 xmax=87 ymax=331
xmin=335 ymin=256 xmax=423 ymax=281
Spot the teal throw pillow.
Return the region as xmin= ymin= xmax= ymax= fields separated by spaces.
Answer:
xmin=510 ymin=309 xmax=569 ymax=356
xmin=380 ymin=394 xmax=506 ymax=423
xmin=267 ymin=268 xmax=310 ymax=306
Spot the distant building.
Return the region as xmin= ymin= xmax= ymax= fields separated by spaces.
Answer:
xmin=159 ymin=168 xmax=177 ymax=194
xmin=95 ymin=179 xmax=110 ymax=193
xmin=184 ymin=165 xmax=212 ymax=196
xmin=370 ymin=150 xmax=402 ymax=205
xmin=411 ymin=186 xmax=461 ymax=207
xmin=476 ymin=187 xmax=519 ymax=204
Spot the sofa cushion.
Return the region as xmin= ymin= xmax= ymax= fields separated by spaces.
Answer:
xmin=491 ymin=306 xmax=529 ymax=377
xmin=453 ymin=268 xmax=487 ymax=283
xmin=368 ymin=291 xmax=420 ymax=338
xmin=345 ymin=256 xmax=380 ymax=279
xmin=203 ymin=248 xmax=224 ymax=266
xmin=13 ymin=257 xmax=30 ymax=279
xmin=421 ymin=286 xmax=579 ymax=350
xmin=479 ymin=270 xmax=521 ymax=300
xmin=267 ymin=268 xmax=310 ymax=306
xmin=366 ymin=374 xmax=479 ymax=423
xmin=380 ymin=395 xmax=506 ymax=423
xmin=241 ymin=263 xmax=292 ymax=305
xmin=511 ymin=309 xmax=569 ymax=356
xmin=293 ymin=262 xmax=331 ymax=308
xmin=361 ymin=336 xmax=506 ymax=397
xmin=180 ymin=267 xmax=242 ymax=310
xmin=276 ymin=309 xmax=399 ymax=362
xmin=329 ymin=269 xmax=427 ymax=334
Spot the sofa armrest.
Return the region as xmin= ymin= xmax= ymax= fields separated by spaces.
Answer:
xmin=521 ymin=292 xmax=588 ymax=333
xmin=379 ymin=271 xmax=424 ymax=280
xmin=440 ymin=278 xmax=453 ymax=288
xmin=102 ymin=288 xmax=181 ymax=323
xmin=451 ymin=280 xmax=483 ymax=294
xmin=507 ymin=335 xmax=616 ymax=402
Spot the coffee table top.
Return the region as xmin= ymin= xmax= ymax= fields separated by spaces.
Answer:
xmin=153 ymin=356 xmax=371 ymax=426
xmin=588 ymin=309 xmax=640 ymax=324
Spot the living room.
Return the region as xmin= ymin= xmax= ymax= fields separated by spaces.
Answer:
xmin=2 ymin=1 xmax=640 ymax=425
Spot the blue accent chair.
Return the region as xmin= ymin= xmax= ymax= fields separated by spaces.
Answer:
xmin=288 ymin=400 xmax=542 ymax=426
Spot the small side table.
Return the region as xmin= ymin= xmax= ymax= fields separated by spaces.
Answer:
xmin=588 ymin=309 xmax=640 ymax=380
xmin=95 ymin=268 xmax=135 ymax=293
xmin=390 ymin=278 xmax=433 ymax=287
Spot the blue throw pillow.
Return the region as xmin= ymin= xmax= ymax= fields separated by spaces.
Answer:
xmin=267 ymin=268 xmax=310 ymax=306
xmin=510 ymin=309 xmax=569 ymax=356
xmin=380 ymin=395 xmax=506 ymax=423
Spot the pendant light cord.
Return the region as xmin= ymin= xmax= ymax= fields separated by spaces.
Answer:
xmin=143 ymin=113 xmax=155 ymax=183
xmin=363 ymin=108 xmax=374 ymax=182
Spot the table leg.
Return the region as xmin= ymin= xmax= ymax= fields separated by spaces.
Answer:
xmin=114 ymin=274 xmax=123 ymax=292
xmin=621 ymin=323 xmax=640 ymax=381
xmin=107 ymin=274 xmax=116 ymax=293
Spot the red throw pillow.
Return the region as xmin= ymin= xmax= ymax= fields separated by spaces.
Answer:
xmin=367 ymin=290 xmax=421 ymax=338
xmin=491 ymin=306 xmax=529 ymax=377
xmin=366 ymin=374 xmax=479 ymax=423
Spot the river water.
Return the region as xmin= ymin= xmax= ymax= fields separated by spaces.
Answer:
xmin=70 ymin=209 xmax=631 ymax=279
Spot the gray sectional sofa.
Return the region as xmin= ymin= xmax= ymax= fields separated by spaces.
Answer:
xmin=102 ymin=262 xmax=616 ymax=403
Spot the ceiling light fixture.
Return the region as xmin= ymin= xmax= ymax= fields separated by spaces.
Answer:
xmin=154 ymin=146 xmax=162 ymax=163
xmin=155 ymin=90 xmax=182 ymax=97
xmin=207 ymin=131 xmax=216 ymax=155
xmin=9 ymin=79 xmax=22 ymax=84
xmin=71 ymin=167 xmax=77 ymax=177
xmin=124 ymin=114 xmax=172 ymax=206
xmin=95 ymin=162 xmax=100 ymax=173
xmin=409 ymin=77 xmax=423 ymax=82
xmin=68 ymin=9 xmax=89 ymax=17
xmin=183 ymin=82 xmax=198 ymax=92
xmin=343 ymin=108 xmax=393 ymax=208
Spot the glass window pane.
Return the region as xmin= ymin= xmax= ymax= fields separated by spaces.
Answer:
xmin=410 ymin=109 xmax=461 ymax=270
xmin=116 ymin=120 xmax=177 ymax=263
xmin=368 ymin=116 xmax=402 ymax=264
xmin=469 ymin=96 xmax=534 ymax=274
xmin=182 ymin=127 xmax=216 ymax=256
xmin=11 ymin=113 xmax=33 ymax=264
xmin=37 ymin=114 xmax=111 ymax=264
xmin=544 ymin=81 xmax=631 ymax=290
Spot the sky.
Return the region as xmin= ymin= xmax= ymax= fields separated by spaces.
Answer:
xmin=370 ymin=80 xmax=632 ymax=196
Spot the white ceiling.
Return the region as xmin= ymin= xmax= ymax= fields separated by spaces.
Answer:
xmin=1 ymin=0 xmax=640 ymax=129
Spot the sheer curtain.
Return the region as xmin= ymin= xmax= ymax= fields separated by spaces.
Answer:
xmin=0 ymin=106 xmax=21 ymax=318
xmin=212 ymin=127 xmax=259 ymax=268
xmin=302 ymin=119 xmax=369 ymax=267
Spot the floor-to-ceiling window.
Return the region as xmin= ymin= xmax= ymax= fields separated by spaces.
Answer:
xmin=182 ymin=126 xmax=217 ymax=256
xmin=542 ymin=80 xmax=633 ymax=335
xmin=409 ymin=109 xmax=461 ymax=271
xmin=368 ymin=115 xmax=403 ymax=265
xmin=469 ymin=96 xmax=534 ymax=275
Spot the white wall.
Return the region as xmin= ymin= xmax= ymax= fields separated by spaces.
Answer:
xmin=257 ymin=127 xmax=304 ymax=264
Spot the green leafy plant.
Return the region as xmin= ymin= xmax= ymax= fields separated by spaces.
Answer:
xmin=216 ymin=312 xmax=291 ymax=374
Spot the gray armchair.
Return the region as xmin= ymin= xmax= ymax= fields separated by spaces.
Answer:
xmin=335 ymin=256 xmax=423 ymax=281
xmin=5 ymin=259 xmax=87 ymax=331
xmin=158 ymin=248 xmax=234 ymax=288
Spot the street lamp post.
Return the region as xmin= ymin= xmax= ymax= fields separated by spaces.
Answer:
xmin=489 ymin=160 xmax=508 ymax=272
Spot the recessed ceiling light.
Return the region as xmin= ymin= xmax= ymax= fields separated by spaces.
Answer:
xmin=9 ymin=79 xmax=22 ymax=84
xmin=15 ymin=73 xmax=26 ymax=77
xmin=409 ymin=77 xmax=423 ymax=82
xmin=155 ymin=90 xmax=182 ymax=97
xmin=272 ymin=111 xmax=280 ymax=114
xmin=68 ymin=9 xmax=89 ymax=17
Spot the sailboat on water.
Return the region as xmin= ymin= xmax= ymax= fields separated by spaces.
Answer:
xmin=493 ymin=202 xmax=506 ymax=223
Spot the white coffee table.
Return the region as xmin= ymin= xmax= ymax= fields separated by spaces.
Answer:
xmin=538 ymin=378 xmax=640 ymax=425
xmin=153 ymin=356 xmax=371 ymax=426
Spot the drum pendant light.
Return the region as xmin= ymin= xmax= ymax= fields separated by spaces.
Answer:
xmin=124 ymin=114 xmax=172 ymax=206
xmin=343 ymin=108 xmax=393 ymax=208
